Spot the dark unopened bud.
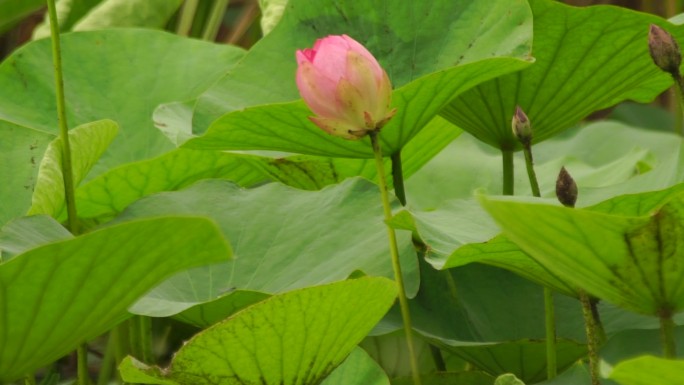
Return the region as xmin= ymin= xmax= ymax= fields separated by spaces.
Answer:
xmin=649 ymin=24 xmax=682 ymax=76
xmin=512 ymin=106 xmax=532 ymax=146
xmin=556 ymin=167 xmax=578 ymax=208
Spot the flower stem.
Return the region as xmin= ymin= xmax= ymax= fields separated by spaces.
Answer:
xmin=201 ymin=0 xmax=229 ymax=41
xmin=660 ymin=310 xmax=677 ymax=358
xmin=77 ymin=344 xmax=90 ymax=384
xmin=521 ymin=143 xmax=556 ymax=379
xmin=176 ymin=0 xmax=199 ymax=36
xmin=580 ymin=291 xmax=601 ymax=385
xmin=47 ymin=0 xmax=87 ymax=382
xmin=370 ymin=132 xmax=422 ymax=385
xmin=46 ymin=0 xmax=78 ymax=234
xmin=391 ymin=151 xmax=407 ymax=206
xmin=502 ymin=148 xmax=514 ymax=195
xmin=137 ymin=316 xmax=154 ymax=363
xmin=672 ymin=74 xmax=684 ymax=136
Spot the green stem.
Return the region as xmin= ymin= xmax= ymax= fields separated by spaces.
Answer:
xmin=580 ymin=291 xmax=601 ymax=385
xmin=137 ymin=316 xmax=154 ymax=363
xmin=201 ymin=0 xmax=229 ymax=41
xmin=176 ymin=0 xmax=199 ymax=36
xmin=672 ymin=74 xmax=684 ymax=136
xmin=660 ymin=311 xmax=677 ymax=358
xmin=96 ymin=334 xmax=116 ymax=385
xmin=521 ymin=143 xmax=556 ymax=379
xmin=370 ymin=132 xmax=422 ymax=385
xmin=502 ymin=148 xmax=514 ymax=195
xmin=522 ymin=145 xmax=540 ymax=197
xmin=24 ymin=375 xmax=36 ymax=385
xmin=590 ymin=298 xmax=606 ymax=345
xmin=391 ymin=151 xmax=407 ymax=206
xmin=77 ymin=344 xmax=90 ymax=385
xmin=46 ymin=0 xmax=78 ymax=235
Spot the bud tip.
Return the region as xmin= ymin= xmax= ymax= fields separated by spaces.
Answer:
xmin=556 ymin=166 xmax=578 ymax=208
xmin=512 ymin=105 xmax=532 ymax=145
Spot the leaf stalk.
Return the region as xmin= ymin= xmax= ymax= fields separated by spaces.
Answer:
xmin=370 ymin=132 xmax=422 ymax=385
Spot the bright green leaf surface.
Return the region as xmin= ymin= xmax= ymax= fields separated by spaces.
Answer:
xmin=0 ymin=215 xmax=72 ymax=260
xmin=321 ymin=347 xmax=390 ymax=385
xmin=0 ymin=120 xmax=54 ymax=225
xmin=174 ymin=290 xmax=271 ymax=328
xmin=481 ymin=191 xmax=684 ymax=316
xmin=0 ymin=217 xmax=231 ymax=382
xmin=610 ymin=355 xmax=684 ymax=385
xmin=191 ymin=0 xmax=533 ymax=132
xmin=185 ymin=58 xmax=530 ymax=158
xmin=115 ymin=178 xmax=418 ymax=320
xmin=28 ymin=119 xmax=118 ymax=218
xmin=442 ymin=0 xmax=681 ymax=150
xmin=0 ymin=29 xmax=245 ymax=224
xmin=120 ymin=277 xmax=397 ymax=385
xmin=72 ymin=0 xmax=183 ymax=31
xmin=32 ymin=0 xmax=105 ymax=39
xmin=75 ymin=149 xmax=269 ymax=221
xmin=437 ymin=339 xmax=586 ymax=384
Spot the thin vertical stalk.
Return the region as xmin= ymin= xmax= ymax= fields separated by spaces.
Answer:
xmin=137 ymin=316 xmax=154 ymax=363
xmin=580 ymin=291 xmax=601 ymax=385
xmin=46 ymin=0 xmax=78 ymax=234
xmin=370 ymin=132 xmax=422 ymax=385
xmin=522 ymin=144 xmax=557 ymax=380
xmin=502 ymin=148 xmax=514 ymax=195
xmin=391 ymin=151 xmax=407 ymax=206
xmin=202 ymin=0 xmax=229 ymax=41
xmin=77 ymin=345 xmax=89 ymax=385
xmin=660 ymin=311 xmax=677 ymax=358
xmin=672 ymin=74 xmax=684 ymax=136
xmin=96 ymin=331 xmax=117 ymax=385
xmin=24 ymin=375 xmax=36 ymax=385
xmin=176 ymin=0 xmax=199 ymax=36
xmin=47 ymin=0 xmax=85 ymax=382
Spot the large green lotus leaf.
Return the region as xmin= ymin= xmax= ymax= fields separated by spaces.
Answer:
xmin=402 ymin=122 xmax=682 ymax=298
xmin=432 ymin=339 xmax=586 ymax=384
xmin=0 ymin=0 xmax=45 ymax=34
xmin=28 ymin=119 xmax=118 ymax=218
xmin=184 ymin=57 xmax=530 ymax=158
xmin=405 ymin=121 xmax=668 ymax=210
xmin=321 ymin=347 xmax=390 ymax=385
xmin=191 ymin=0 xmax=533 ymax=133
xmin=78 ymin=115 xmax=459 ymax=222
xmin=481 ymin=191 xmax=684 ymax=316
xmin=74 ymin=149 xmax=270 ymax=221
xmin=0 ymin=29 xmax=245 ymax=224
xmin=610 ymin=356 xmax=684 ymax=385
xmin=601 ymin=325 xmax=684 ymax=366
xmin=441 ymin=0 xmax=682 ymax=150
xmin=398 ymin=260 xmax=587 ymax=381
xmin=391 ymin=372 xmax=495 ymax=385
xmin=0 ymin=120 xmax=55 ymax=224
xmin=259 ymin=115 xmax=462 ymax=190
xmin=0 ymin=215 xmax=72 ymax=260
xmin=32 ymin=0 xmax=105 ymax=39
xmin=112 ymin=178 xmax=418 ymax=319
xmin=119 ymin=277 xmax=397 ymax=385
xmin=0 ymin=216 xmax=231 ymax=382
xmin=32 ymin=0 xmax=181 ymax=39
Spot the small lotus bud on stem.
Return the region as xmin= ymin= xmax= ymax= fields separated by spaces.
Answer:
xmin=512 ymin=106 xmax=532 ymax=147
xmin=556 ymin=166 xmax=578 ymax=208
xmin=649 ymin=24 xmax=682 ymax=77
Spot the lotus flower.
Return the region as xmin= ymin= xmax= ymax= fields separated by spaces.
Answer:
xmin=296 ymin=34 xmax=395 ymax=140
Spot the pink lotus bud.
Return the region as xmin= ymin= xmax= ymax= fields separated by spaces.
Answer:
xmin=296 ymin=34 xmax=396 ymax=140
